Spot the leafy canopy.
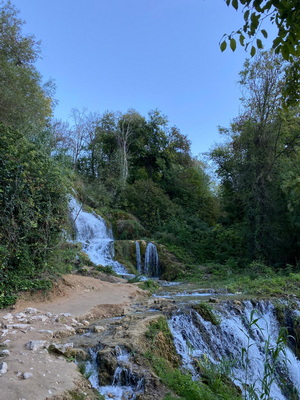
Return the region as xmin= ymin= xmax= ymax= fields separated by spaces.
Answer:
xmin=222 ymin=0 xmax=300 ymax=60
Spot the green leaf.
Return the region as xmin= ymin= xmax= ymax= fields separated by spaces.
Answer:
xmin=230 ymin=38 xmax=237 ymax=51
xmin=261 ymin=29 xmax=268 ymax=38
xmin=256 ymin=38 xmax=263 ymax=49
xmin=244 ymin=10 xmax=250 ymax=21
xmin=239 ymin=34 xmax=245 ymax=46
xmin=232 ymin=0 xmax=238 ymax=10
xmin=250 ymin=45 xmax=256 ymax=57
xmin=220 ymin=40 xmax=227 ymax=52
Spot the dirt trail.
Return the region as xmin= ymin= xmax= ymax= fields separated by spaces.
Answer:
xmin=0 ymin=274 xmax=146 ymax=400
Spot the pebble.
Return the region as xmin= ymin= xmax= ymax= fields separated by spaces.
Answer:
xmin=23 ymin=372 xmax=33 ymax=379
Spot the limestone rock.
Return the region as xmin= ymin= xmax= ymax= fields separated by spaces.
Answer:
xmin=48 ymin=342 xmax=74 ymax=356
xmin=23 ymin=372 xmax=33 ymax=379
xmin=0 ymin=361 xmax=8 ymax=374
xmin=25 ymin=340 xmax=48 ymax=351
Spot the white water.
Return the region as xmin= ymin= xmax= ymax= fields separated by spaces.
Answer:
xmin=135 ymin=241 xmax=142 ymax=274
xmin=69 ymin=197 xmax=128 ymax=274
xmin=89 ymin=346 xmax=144 ymax=400
xmin=144 ymin=242 xmax=159 ymax=277
xmin=169 ymin=300 xmax=300 ymax=399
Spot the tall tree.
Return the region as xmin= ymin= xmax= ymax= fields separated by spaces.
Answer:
xmin=211 ymin=51 xmax=300 ymax=264
xmin=0 ymin=1 xmax=53 ymax=135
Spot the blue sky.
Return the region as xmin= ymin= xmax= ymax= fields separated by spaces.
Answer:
xmin=13 ymin=0 xmax=275 ymax=156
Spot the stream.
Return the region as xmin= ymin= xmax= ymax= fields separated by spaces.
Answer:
xmin=68 ymin=197 xmax=300 ymax=400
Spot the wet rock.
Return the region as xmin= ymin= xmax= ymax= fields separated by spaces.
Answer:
xmin=25 ymin=340 xmax=49 ymax=351
xmin=96 ymin=348 xmax=118 ymax=385
xmin=209 ymin=297 xmax=219 ymax=303
xmin=67 ymin=348 xmax=90 ymax=361
xmin=0 ymin=361 xmax=8 ymax=374
xmin=92 ymin=325 xmax=105 ymax=333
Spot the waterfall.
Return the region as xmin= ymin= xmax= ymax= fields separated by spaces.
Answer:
xmin=144 ymin=242 xmax=159 ymax=277
xmin=168 ymin=300 xmax=300 ymax=399
xmin=86 ymin=346 xmax=144 ymax=400
xmin=135 ymin=241 xmax=142 ymax=274
xmin=69 ymin=197 xmax=127 ymax=274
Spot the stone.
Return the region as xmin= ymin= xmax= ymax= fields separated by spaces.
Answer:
xmin=48 ymin=342 xmax=73 ymax=356
xmin=93 ymin=325 xmax=105 ymax=333
xmin=0 ymin=362 xmax=8 ymax=374
xmin=2 ymin=313 xmax=13 ymax=320
xmin=25 ymin=340 xmax=48 ymax=351
xmin=38 ymin=330 xmax=53 ymax=336
xmin=30 ymin=315 xmax=48 ymax=322
xmin=23 ymin=372 xmax=33 ymax=379
xmin=15 ymin=313 xmax=26 ymax=319
xmin=24 ymin=307 xmax=38 ymax=314
xmin=7 ymin=324 xmax=31 ymax=330
xmin=209 ymin=297 xmax=219 ymax=303
xmin=0 ymin=350 xmax=10 ymax=357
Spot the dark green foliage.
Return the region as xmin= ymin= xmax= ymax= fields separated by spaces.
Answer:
xmin=0 ymin=124 xmax=68 ymax=307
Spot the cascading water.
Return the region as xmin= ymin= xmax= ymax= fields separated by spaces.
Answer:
xmin=135 ymin=241 xmax=142 ymax=274
xmin=144 ymin=242 xmax=159 ymax=277
xmin=86 ymin=346 xmax=144 ymax=400
xmin=168 ymin=300 xmax=300 ymax=399
xmin=69 ymin=197 xmax=127 ymax=274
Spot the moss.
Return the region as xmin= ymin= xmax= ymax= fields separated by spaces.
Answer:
xmin=192 ymin=302 xmax=220 ymax=326
xmin=138 ymin=279 xmax=160 ymax=293
xmin=145 ymin=316 xmax=180 ymax=368
xmin=114 ymin=240 xmax=137 ymax=273
xmin=156 ymin=244 xmax=184 ymax=281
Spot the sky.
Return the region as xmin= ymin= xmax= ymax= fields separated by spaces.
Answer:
xmin=12 ymin=0 xmax=275 ymax=156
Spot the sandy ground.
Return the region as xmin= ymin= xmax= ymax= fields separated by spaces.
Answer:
xmin=0 ymin=274 xmax=145 ymax=400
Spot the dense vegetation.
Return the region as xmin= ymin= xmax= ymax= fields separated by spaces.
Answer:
xmin=1 ymin=0 xmax=300 ymax=306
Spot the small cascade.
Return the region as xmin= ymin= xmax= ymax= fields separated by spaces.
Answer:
xmin=69 ymin=197 xmax=127 ymax=274
xmin=144 ymin=242 xmax=160 ymax=277
xmin=135 ymin=241 xmax=142 ymax=274
xmin=86 ymin=345 xmax=144 ymax=400
xmin=169 ymin=300 xmax=300 ymax=399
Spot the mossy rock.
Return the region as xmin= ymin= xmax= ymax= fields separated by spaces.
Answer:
xmin=114 ymin=240 xmax=137 ymax=274
xmin=192 ymin=302 xmax=220 ymax=326
xmin=156 ymin=244 xmax=184 ymax=281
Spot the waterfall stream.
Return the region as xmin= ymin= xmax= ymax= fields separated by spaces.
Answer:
xmin=144 ymin=242 xmax=160 ymax=277
xmin=68 ymin=197 xmax=300 ymax=398
xmin=169 ymin=300 xmax=300 ymax=399
xmin=69 ymin=197 xmax=128 ymax=274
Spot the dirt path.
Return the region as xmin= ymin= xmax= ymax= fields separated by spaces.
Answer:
xmin=0 ymin=274 xmax=146 ymax=400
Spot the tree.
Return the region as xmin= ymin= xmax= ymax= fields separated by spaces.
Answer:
xmin=211 ymin=51 xmax=300 ymax=264
xmin=223 ymin=1 xmax=300 ymax=105
xmin=0 ymin=1 xmax=53 ymax=134
xmin=222 ymin=0 xmax=300 ymax=60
